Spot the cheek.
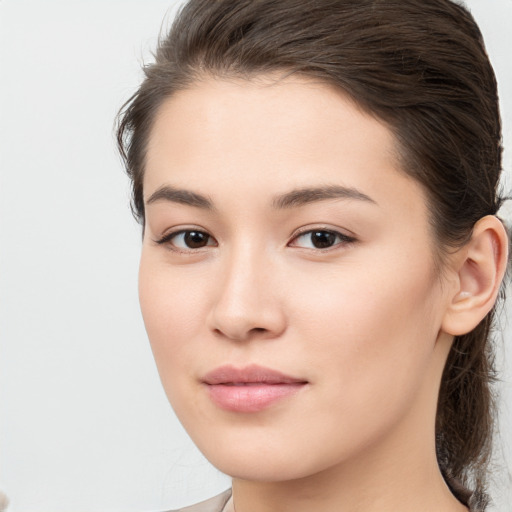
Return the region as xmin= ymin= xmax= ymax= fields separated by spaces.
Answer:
xmin=293 ymin=254 xmax=438 ymax=338
xmin=138 ymin=253 xmax=219 ymax=426
xmin=289 ymin=250 xmax=441 ymax=409
xmin=138 ymin=251 xmax=209 ymax=373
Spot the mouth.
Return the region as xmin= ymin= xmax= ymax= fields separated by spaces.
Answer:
xmin=202 ymin=364 xmax=308 ymax=413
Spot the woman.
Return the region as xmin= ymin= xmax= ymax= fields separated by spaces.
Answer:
xmin=116 ymin=0 xmax=510 ymax=510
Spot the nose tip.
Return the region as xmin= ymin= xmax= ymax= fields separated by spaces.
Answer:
xmin=207 ymin=259 xmax=286 ymax=342
xmin=210 ymin=297 xmax=286 ymax=341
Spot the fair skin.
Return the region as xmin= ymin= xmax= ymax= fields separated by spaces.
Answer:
xmin=139 ymin=76 xmax=508 ymax=512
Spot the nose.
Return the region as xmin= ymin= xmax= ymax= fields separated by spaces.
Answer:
xmin=207 ymin=246 xmax=287 ymax=342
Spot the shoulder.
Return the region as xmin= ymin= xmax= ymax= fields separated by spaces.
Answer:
xmin=166 ymin=489 xmax=232 ymax=512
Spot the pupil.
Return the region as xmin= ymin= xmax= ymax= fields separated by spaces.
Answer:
xmin=312 ymin=231 xmax=335 ymax=248
xmin=185 ymin=231 xmax=208 ymax=248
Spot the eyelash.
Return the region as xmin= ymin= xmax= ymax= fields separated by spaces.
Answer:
xmin=154 ymin=228 xmax=356 ymax=253
xmin=290 ymin=228 xmax=356 ymax=250
xmin=154 ymin=229 xmax=217 ymax=253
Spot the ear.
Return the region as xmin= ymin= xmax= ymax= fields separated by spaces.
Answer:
xmin=441 ymin=215 xmax=509 ymax=336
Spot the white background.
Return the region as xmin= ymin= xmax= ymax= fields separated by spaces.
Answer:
xmin=0 ymin=1 xmax=511 ymax=511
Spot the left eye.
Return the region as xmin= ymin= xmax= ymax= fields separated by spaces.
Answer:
xmin=290 ymin=230 xmax=354 ymax=249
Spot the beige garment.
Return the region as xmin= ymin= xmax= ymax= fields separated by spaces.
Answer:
xmin=170 ymin=489 xmax=233 ymax=512
xmin=170 ymin=480 xmax=483 ymax=512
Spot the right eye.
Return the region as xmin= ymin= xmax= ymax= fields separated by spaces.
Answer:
xmin=156 ymin=230 xmax=217 ymax=250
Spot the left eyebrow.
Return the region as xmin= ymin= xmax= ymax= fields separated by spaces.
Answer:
xmin=271 ymin=185 xmax=377 ymax=209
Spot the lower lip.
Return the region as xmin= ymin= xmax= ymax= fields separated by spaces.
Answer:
xmin=205 ymin=383 xmax=306 ymax=412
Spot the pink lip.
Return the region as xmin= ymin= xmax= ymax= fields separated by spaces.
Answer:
xmin=202 ymin=364 xmax=308 ymax=413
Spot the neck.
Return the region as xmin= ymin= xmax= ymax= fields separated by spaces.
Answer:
xmin=231 ymin=432 xmax=467 ymax=512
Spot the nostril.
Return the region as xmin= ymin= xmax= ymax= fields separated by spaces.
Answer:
xmin=213 ymin=326 xmax=270 ymax=341
xmin=209 ymin=299 xmax=287 ymax=341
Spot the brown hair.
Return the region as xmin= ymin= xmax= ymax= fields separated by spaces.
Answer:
xmin=116 ymin=0 xmax=507 ymax=501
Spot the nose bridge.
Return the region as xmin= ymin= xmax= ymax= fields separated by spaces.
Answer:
xmin=210 ymin=236 xmax=284 ymax=340
xmin=218 ymin=238 xmax=269 ymax=315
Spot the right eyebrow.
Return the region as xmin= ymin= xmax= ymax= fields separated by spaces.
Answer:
xmin=146 ymin=185 xmax=215 ymax=210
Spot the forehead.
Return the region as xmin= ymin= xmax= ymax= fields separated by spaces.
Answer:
xmin=144 ymin=76 xmax=428 ymax=218
xmin=147 ymin=75 xmax=394 ymax=166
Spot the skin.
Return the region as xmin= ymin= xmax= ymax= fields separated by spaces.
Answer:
xmin=138 ymin=75 xmax=492 ymax=512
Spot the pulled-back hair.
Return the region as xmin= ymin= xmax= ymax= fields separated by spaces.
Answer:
xmin=117 ymin=0 xmax=507 ymax=501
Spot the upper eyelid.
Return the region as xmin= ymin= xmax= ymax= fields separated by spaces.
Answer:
xmin=153 ymin=228 xmax=216 ymax=248
xmin=288 ymin=228 xmax=357 ymax=249
xmin=290 ymin=226 xmax=356 ymax=240
xmin=154 ymin=226 xmax=212 ymax=240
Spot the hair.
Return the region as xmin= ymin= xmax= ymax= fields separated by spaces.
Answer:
xmin=116 ymin=0 xmax=508 ymax=503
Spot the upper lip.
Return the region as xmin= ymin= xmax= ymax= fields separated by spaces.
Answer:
xmin=202 ymin=364 xmax=307 ymax=385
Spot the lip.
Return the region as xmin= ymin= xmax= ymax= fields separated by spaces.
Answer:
xmin=202 ymin=364 xmax=308 ymax=413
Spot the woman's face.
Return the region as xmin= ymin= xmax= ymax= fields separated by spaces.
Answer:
xmin=139 ymin=76 xmax=454 ymax=481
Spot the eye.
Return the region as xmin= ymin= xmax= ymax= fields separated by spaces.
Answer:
xmin=290 ymin=229 xmax=355 ymax=250
xmin=156 ymin=229 xmax=217 ymax=250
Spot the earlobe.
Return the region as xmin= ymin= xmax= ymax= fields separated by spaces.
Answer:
xmin=441 ymin=215 xmax=509 ymax=336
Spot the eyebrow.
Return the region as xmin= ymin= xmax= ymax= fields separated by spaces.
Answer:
xmin=146 ymin=185 xmax=215 ymax=210
xmin=145 ymin=184 xmax=377 ymax=210
xmin=271 ymin=185 xmax=377 ymax=209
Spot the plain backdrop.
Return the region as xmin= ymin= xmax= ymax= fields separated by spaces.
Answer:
xmin=0 ymin=1 xmax=511 ymax=511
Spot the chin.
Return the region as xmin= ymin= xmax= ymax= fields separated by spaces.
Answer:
xmin=208 ymin=451 xmax=314 ymax=482
xmin=192 ymin=430 xmax=353 ymax=483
